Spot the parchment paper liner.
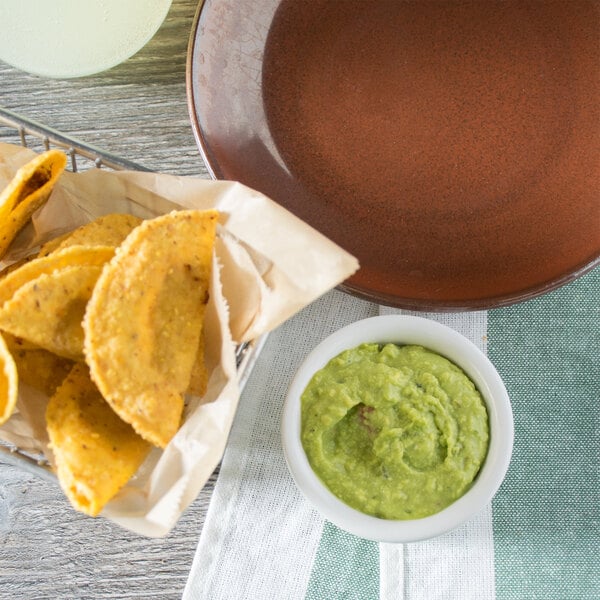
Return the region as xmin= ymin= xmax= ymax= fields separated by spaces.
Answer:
xmin=0 ymin=143 xmax=359 ymax=537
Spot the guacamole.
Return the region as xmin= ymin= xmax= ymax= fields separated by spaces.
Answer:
xmin=301 ymin=343 xmax=489 ymax=520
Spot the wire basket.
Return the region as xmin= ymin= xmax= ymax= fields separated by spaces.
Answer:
xmin=0 ymin=107 xmax=150 ymax=172
xmin=0 ymin=107 xmax=262 ymax=479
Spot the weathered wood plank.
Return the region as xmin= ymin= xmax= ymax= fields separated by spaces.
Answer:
xmin=0 ymin=464 xmax=219 ymax=600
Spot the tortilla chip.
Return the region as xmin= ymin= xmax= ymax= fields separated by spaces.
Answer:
xmin=0 ymin=244 xmax=114 ymax=308
xmin=2 ymin=331 xmax=73 ymax=395
xmin=0 ymin=265 xmax=103 ymax=360
xmin=38 ymin=213 xmax=143 ymax=257
xmin=36 ymin=231 xmax=75 ymax=257
xmin=187 ymin=327 xmax=208 ymax=398
xmin=0 ymin=331 xmax=39 ymax=352
xmin=0 ymin=331 xmax=18 ymax=425
xmin=83 ymin=209 xmax=218 ymax=448
xmin=46 ymin=363 xmax=151 ymax=517
xmin=9 ymin=346 xmax=73 ymax=397
xmin=0 ymin=150 xmax=67 ymax=258
xmin=0 ymin=254 xmax=36 ymax=280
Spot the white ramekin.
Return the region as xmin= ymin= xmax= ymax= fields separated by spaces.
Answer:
xmin=281 ymin=315 xmax=513 ymax=543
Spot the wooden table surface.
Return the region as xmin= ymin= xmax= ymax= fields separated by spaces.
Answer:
xmin=0 ymin=2 xmax=219 ymax=598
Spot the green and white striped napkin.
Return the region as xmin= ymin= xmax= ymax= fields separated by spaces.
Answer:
xmin=183 ymin=268 xmax=598 ymax=600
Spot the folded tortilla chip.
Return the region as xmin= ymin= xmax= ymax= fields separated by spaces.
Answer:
xmin=0 ymin=150 xmax=67 ymax=258
xmin=0 ymin=265 xmax=103 ymax=360
xmin=36 ymin=231 xmax=73 ymax=257
xmin=0 ymin=244 xmax=114 ymax=308
xmin=0 ymin=331 xmax=18 ymax=425
xmin=0 ymin=331 xmax=39 ymax=352
xmin=8 ymin=345 xmax=73 ymax=397
xmin=38 ymin=213 xmax=143 ymax=257
xmin=186 ymin=327 xmax=208 ymax=398
xmin=83 ymin=209 xmax=218 ymax=448
xmin=46 ymin=363 xmax=151 ymax=517
xmin=0 ymin=254 xmax=36 ymax=280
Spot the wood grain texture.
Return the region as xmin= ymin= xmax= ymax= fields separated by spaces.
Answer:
xmin=0 ymin=2 xmax=222 ymax=598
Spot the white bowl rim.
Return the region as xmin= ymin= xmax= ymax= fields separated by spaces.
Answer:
xmin=281 ymin=314 xmax=514 ymax=543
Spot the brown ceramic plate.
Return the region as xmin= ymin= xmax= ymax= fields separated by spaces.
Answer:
xmin=187 ymin=0 xmax=600 ymax=310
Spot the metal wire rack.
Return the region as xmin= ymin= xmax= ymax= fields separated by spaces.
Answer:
xmin=0 ymin=106 xmax=151 ymax=172
xmin=0 ymin=107 xmax=260 ymax=479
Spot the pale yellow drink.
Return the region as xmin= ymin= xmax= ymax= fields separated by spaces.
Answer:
xmin=0 ymin=0 xmax=172 ymax=78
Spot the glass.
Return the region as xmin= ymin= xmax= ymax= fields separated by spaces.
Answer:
xmin=0 ymin=0 xmax=172 ymax=78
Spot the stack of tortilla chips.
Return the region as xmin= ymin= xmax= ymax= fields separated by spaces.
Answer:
xmin=0 ymin=150 xmax=218 ymax=516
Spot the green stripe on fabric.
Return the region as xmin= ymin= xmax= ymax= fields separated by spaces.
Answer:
xmin=305 ymin=521 xmax=379 ymax=600
xmin=489 ymin=268 xmax=599 ymax=600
